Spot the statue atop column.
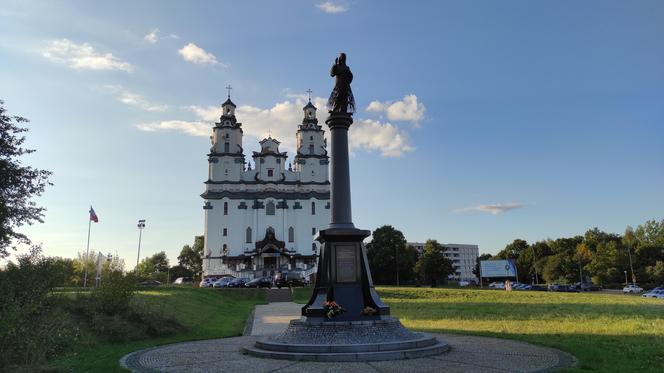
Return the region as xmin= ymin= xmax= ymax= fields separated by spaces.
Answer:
xmin=327 ymin=53 xmax=355 ymax=114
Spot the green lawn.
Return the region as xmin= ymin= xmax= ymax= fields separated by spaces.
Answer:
xmin=294 ymin=287 xmax=664 ymax=372
xmin=48 ymin=287 xmax=265 ymax=372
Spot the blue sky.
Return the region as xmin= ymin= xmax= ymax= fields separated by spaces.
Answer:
xmin=1 ymin=0 xmax=663 ymax=266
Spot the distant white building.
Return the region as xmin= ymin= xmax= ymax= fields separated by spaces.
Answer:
xmin=408 ymin=242 xmax=479 ymax=282
xmin=201 ymin=96 xmax=330 ymax=279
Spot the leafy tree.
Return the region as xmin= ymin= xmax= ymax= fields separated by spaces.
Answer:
xmin=414 ymin=239 xmax=454 ymax=287
xmin=169 ymin=265 xmax=193 ymax=282
xmin=178 ymin=235 xmax=203 ymax=280
xmin=366 ymin=225 xmax=416 ymax=285
xmin=645 ymin=261 xmax=664 ymax=284
xmin=0 ymin=100 xmax=52 ymax=258
xmin=495 ymin=239 xmax=531 ymax=282
xmin=138 ymin=251 xmax=169 ymax=280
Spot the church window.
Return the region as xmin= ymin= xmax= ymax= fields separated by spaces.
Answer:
xmin=311 ymin=201 xmax=316 ymax=215
xmin=246 ymin=227 xmax=252 ymax=243
xmin=224 ymin=142 xmax=230 ymax=152
xmin=312 ymin=227 xmax=316 ymax=235
xmin=266 ymin=201 xmax=275 ymax=215
xmin=267 ymin=169 xmax=274 ymax=177
xmin=224 ymin=169 xmax=228 ymax=176
xmin=223 ymin=202 xmax=228 ymax=215
xmin=310 ymin=136 xmax=313 ymax=140
xmin=223 ymin=228 xmax=227 ymax=236
xmin=312 ymin=243 xmax=317 ymax=252
xmin=288 ymin=227 xmax=294 ymax=242
xmin=308 ymin=144 xmax=314 ymax=155
xmin=225 ymin=133 xmax=229 ymax=139
xmin=222 ymin=244 xmax=228 ymax=255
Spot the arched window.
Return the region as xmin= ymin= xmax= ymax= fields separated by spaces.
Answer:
xmin=308 ymin=144 xmax=314 ymax=155
xmin=246 ymin=227 xmax=252 ymax=243
xmin=223 ymin=202 xmax=228 ymax=215
xmin=266 ymin=201 xmax=275 ymax=215
xmin=312 ymin=243 xmax=317 ymax=252
xmin=222 ymin=244 xmax=228 ymax=255
xmin=288 ymin=227 xmax=294 ymax=242
xmin=224 ymin=142 xmax=230 ymax=152
xmin=311 ymin=201 xmax=316 ymax=215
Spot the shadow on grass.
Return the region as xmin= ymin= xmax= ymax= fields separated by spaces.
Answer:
xmin=385 ymin=301 xmax=664 ymax=321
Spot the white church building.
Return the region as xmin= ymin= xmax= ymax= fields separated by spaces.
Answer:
xmin=201 ymin=96 xmax=330 ymax=279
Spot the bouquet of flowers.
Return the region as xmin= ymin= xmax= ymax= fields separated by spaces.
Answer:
xmin=323 ymin=300 xmax=346 ymax=319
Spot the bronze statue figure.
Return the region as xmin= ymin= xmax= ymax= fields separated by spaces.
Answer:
xmin=328 ymin=53 xmax=355 ymax=114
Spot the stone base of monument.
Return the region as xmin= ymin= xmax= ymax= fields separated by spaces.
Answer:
xmin=243 ymin=317 xmax=448 ymax=362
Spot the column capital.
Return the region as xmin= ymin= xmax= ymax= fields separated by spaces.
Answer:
xmin=325 ymin=113 xmax=353 ymax=129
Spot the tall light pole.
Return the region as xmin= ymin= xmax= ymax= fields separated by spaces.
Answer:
xmin=624 ymin=270 xmax=628 ymax=285
xmin=136 ymin=219 xmax=146 ymax=274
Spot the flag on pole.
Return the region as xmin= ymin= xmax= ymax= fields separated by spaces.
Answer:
xmin=89 ymin=206 xmax=99 ymax=223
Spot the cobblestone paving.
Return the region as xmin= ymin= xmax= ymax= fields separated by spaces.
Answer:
xmin=120 ymin=302 xmax=576 ymax=372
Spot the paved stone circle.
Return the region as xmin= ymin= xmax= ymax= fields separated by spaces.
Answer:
xmin=120 ymin=333 xmax=576 ymax=372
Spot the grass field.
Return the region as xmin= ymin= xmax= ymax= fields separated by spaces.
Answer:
xmin=294 ymin=287 xmax=664 ymax=372
xmin=48 ymin=287 xmax=265 ymax=372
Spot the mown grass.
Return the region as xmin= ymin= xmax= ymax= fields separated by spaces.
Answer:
xmin=47 ymin=287 xmax=265 ymax=372
xmin=293 ymin=287 xmax=664 ymax=372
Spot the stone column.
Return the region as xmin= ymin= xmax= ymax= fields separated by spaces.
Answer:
xmin=326 ymin=113 xmax=354 ymax=229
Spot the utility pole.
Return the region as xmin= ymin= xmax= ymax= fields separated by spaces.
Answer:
xmin=626 ymin=245 xmax=636 ymax=284
xmin=136 ymin=219 xmax=146 ymax=275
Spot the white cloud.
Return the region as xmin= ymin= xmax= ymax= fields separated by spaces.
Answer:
xmin=136 ymin=120 xmax=209 ymax=137
xmin=455 ymin=203 xmax=525 ymax=215
xmin=366 ymin=94 xmax=426 ymax=124
xmin=144 ymin=29 xmax=159 ymax=44
xmin=102 ymin=85 xmax=167 ymax=111
xmin=144 ymin=28 xmax=179 ymax=44
xmin=317 ymin=2 xmax=347 ymax=14
xmin=42 ymin=39 xmax=132 ymax=72
xmin=178 ymin=43 xmax=224 ymax=66
xmin=137 ymin=96 xmax=414 ymax=157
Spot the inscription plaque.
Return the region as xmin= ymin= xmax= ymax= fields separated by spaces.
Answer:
xmin=335 ymin=245 xmax=356 ymax=283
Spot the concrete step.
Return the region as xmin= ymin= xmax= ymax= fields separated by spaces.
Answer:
xmin=243 ymin=340 xmax=449 ymax=362
xmin=266 ymin=288 xmax=293 ymax=303
xmin=256 ymin=335 xmax=438 ymax=353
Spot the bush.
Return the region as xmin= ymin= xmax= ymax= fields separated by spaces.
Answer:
xmin=91 ymin=270 xmax=136 ymax=315
xmin=0 ymin=247 xmax=79 ymax=368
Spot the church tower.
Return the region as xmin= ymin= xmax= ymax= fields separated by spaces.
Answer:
xmin=294 ymin=99 xmax=329 ymax=182
xmin=208 ymin=93 xmax=245 ymax=182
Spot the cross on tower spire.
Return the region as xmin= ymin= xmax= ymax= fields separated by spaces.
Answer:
xmin=225 ymin=84 xmax=232 ymax=99
xmin=306 ymin=88 xmax=313 ymax=102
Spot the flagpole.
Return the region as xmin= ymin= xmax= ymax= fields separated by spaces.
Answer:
xmin=84 ymin=217 xmax=92 ymax=288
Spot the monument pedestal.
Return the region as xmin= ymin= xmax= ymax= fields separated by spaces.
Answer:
xmin=301 ymin=227 xmax=389 ymax=321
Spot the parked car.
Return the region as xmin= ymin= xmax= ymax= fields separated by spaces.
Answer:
xmin=623 ymin=284 xmax=644 ymax=294
xmin=642 ymin=289 xmax=664 ymax=298
xmin=245 ymin=277 xmax=273 ymax=288
xmin=529 ymin=285 xmax=548 ymax=291
xmin=199 ymin=278 xmax=214 ymax=288
xmin=227 ymin=278 xmax=248 ymax=288
xmin=212 ymin=277 xmax=235 ymax=288
xmin=173 ymin=277 xmax=193 ymax=285
xmin=275 ymin=271 xmax=307 ymax=288
xmin=574 ymin=282 xmax=602 ymax=291
xmin=138 ymin=280 xmax=161 ymax=287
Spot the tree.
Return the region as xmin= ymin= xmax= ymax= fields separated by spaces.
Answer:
xmin=0 ymin=100 xmax=52 ymax=257
xmin=178 ymin=235 xmax=203 ymax=280
xmin=414 ymin=239 xmax=454 ymax=287
xmin=495 ymin=239 xmax=531 ymax=282
xmin=366 ymin=225 xmax=416 ymax=285
xmin=138 ymin=251 xmax=169 ymax=280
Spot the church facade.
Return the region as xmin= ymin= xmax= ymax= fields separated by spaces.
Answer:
xmin=201 ymin=96 xmax=330 ymax=279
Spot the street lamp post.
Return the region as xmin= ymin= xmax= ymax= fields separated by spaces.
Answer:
xmin=624 ymin=270 xmax=628 ymax=285
xmin=626 ymin=246 xmax=636 ymax=285
xmin=136 ymin=219 xmax=146 ymax=274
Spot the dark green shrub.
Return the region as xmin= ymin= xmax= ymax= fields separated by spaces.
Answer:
xmin=91 ymin=270 xmax=136 ymax=315
xmin=0 ymin=248 xmax=79 ymax=368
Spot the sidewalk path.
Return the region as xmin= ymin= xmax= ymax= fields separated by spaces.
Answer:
xmin=120 ymin=302 xmax=577 ymax=372
xmin=250 ymin=302 xmax=301 ymax=336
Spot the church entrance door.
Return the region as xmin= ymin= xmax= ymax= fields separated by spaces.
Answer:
xmin=264 ymin=257 xmax=277 ymax=271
